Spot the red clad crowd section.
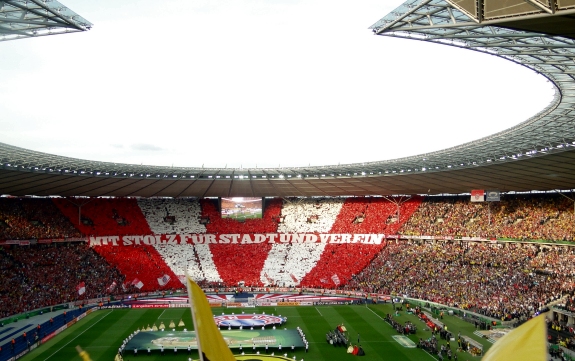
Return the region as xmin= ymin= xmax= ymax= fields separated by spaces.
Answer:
xmin=328 ymin=196 xmax=423 ymax=234
xmin=201 ymin=198 xmax=282 ymax=286
xmin=301 ymin=197 xmax=423 ymax=288
xmin=51 ymin=198 xmax=152 ymax=236
xmin=93 ymin=244 xmax=181 ymax=291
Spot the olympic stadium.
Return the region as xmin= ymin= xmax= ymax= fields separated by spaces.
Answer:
xmin=1 ymin=1 xmax=575 ymax=361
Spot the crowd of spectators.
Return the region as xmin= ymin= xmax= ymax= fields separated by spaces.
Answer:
xmin=153 ymin=243 xmax=223 ymax=285
xmin=400 ymin=194 xmax=574 ymax=241
xmin=346 ymin=240 xmax=575 ymax=320
xmin=93 ymin=243 xmax=180 ymax=291
xmin=1 ymin=194 xmax=572 ymax=243
xmin=208 ymin=243 xmax=272 ymax=286
xmin=0 ymin=242 xmax=123 ymax=318
xmin=0 ymin=198 xmax=81 ymax=240
xmin=137 ymin=198 xmax=206 ymax=234
xmin=299 ymin=196 xmax=421 ymax=288
xmin=197 ymin=198 xmax=282 ymax=286
xmin=327 ymin=196 xmax=423 ymax=234
xmin=277 ymin=198 xmax=345 ymax=234
xmin=1 ymin=194 xmax=575 ymax=321
xmin=260 ymin=243 xmax=327 ymax=287
xmin=300 ymin=242 xmax=385 ymax=288
xmin=52 ymin=197 xmax=152 ymax=236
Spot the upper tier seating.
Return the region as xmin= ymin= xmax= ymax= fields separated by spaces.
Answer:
xmin=400 ymin=194 xmax=574 ymax=241
xmin=138 ymin=198 xmax=206 ymax=234
xmin=0 ymin=198 xmax=81 ymax=240
xmin=200 ymin=198 xmax=282 ymax=286
xmin=52 ymin=198 xmax=151 ymax=236
xmin=277 ymin=198 xmax=344 ymax=233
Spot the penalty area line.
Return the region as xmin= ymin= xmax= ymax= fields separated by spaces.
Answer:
xmin=315 ymin=307 xmax=322 ymax=316
xmin=43 ymin=310 xmax=112 ymax=361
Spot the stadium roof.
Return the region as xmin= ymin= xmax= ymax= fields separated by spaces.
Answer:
xmin=1 ymin=0 xmax=575 ymax=198
xmin=0 ymin=0 xmax=92 ymax=42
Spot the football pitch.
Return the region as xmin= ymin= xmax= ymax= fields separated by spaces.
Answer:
xmin=18 ymin=304 xmax=491 ymax=361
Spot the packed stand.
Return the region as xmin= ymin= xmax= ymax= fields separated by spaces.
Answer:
xmin=259 ymin=243 xmax=326 ymax=287
xmin=153 ymin=243 xmax=206 ymax=283
xmin=300 ymin=197 xmax=421 ymax=288
xmin=277 ymin=198 xmax=344 ymax=233
xmin=200 ymin=198 xmax=282 ymax=286
xmin=327 ymin=196 xmax=422 ymax=234
xmin=400 ymin=194 xmax=575 ymax=241
xmin=0 ymin=198 xmax=81 ymax=240
xmin=346 ymin=240 xmax=575 ymax=320
xmin=93 ymin=243 xmax=180 ymax=291
xmin=0 ymin=242 xmax=123 ymax=318
xmin=52 ymin=197 xmax=152 ymax=236
xmin=153 ymin=243 xmax=224 ymax=284
xmin=137 ymin=198 xmax=206 ymax=234
xmin=194 ymin=243 xmax=224 ymax=283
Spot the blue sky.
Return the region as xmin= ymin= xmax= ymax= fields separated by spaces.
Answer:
xmin=0 ymin=0 xmax=554 ymax=169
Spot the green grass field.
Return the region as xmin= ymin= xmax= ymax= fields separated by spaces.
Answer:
xmin=222 ymin=211 xmax=262 ymax=221
xmin=18 ymin=304 xmax=493 ymax=361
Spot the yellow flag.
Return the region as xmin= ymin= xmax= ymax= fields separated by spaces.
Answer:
xmin=187 ymin=273 xmax=236 ymax=361
xmin=75 ymin=346 xmax=93 ymax=361
xmin=481 ymin=314 xmax=547 ymax=361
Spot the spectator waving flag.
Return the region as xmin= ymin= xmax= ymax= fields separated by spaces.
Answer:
xmin=331 ymin=274 xmax=340 ymax=286
xmin=290 ymin=273 xmax=299 ymax=283
xmin=157 ymin=274 xmax=171 ymax=286
xmin=106 ymin=281 xmax=117 ymax=293
xmin=132 ymin=278 xmax=144 ymax=289
xmin=76 ymin=282 xmax=86 ymax=295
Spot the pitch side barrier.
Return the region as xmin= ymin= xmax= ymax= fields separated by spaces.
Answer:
xmin=401 ymin=297 xmax=502 ymax=327
xmin=118 ymin=288 xmax=392 ymax=308
xmin=0 ymin=287 xmax=390 ymax=321
xmin=0 ymin=307 xmax=95 ymax=361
